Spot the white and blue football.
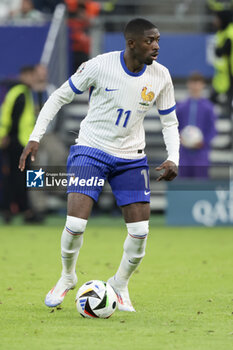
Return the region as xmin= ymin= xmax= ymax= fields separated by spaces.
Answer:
xmin=75 ymin=280 xmax=117 ymax=318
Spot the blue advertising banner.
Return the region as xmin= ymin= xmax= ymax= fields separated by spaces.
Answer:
xmin=0 ymin=25 xmax=50 ymax=79
xmin=103 ymin=33 xmax=215 ymax=78
xmin=166 ymin=180 xmax=233 ymax=226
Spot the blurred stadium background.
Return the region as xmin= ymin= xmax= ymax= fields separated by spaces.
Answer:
xmin=0 ymin=0 xmax=232 ymax=226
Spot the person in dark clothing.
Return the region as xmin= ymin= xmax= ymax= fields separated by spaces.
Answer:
xmin=0 ymin=66 xmax=40 ymax=222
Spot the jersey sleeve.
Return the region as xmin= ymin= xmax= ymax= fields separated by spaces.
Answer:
xmin=155 ymin=68 xmax=176 ymax=115
xmin=68 ymin=57 xmax=99 ymax=94
xmin=29 ymin=80 xmax=75 ymax=142
xmin=159 ymin=110 xmax=180 ymax=166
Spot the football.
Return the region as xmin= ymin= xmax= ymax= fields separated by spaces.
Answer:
xmin=75 ymin=280 xmax=118 ymax=318
xmin=180 ymin=125 xmax=203 ymax=148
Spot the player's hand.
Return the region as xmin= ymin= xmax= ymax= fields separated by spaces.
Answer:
xmin=155 ymin=160 xmax=178 ymax=181
xmin=18 ymin=141 xmax=39 ymax=172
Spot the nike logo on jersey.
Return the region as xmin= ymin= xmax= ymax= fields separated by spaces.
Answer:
xmin=144 ymin=191 xmax=150 ymax=195
xmin=105 ymin=88 xmax=119 ymax=92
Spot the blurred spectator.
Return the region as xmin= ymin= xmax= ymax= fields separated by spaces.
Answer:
xmin=177 ymin=73 xmax=217 ymax=178
xmin=33 ymin=0 xmax=64 ymax=14
xmin=0 ymin=66 xmax=41 ymax=223
xmin=65 ymin=0 xmax=100 ymax=72
xmin=12 ymin=0 xmax=45 ymax=21
xmin=211 ymin=10 xmax=233 ymax=116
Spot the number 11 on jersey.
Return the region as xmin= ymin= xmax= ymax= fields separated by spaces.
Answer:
xmin=115 ymin=108 xmax=132 ymax=128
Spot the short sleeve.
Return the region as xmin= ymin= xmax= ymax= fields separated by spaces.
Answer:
xmin=68 ymin=57 xmax=99 ymax=94
xmin=156 ymin=69 xmax=176 ymax=115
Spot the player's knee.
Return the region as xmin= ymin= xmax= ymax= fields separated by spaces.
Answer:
xmin=62 ymin=216 xmax=87 ymax=252
xmin=65 ymin=215 xmax=87 ymax=235
xmin=126 ymin=220 xmax=149 ymax=237
xmin=124 ymin=220 xmax=149 ymax=259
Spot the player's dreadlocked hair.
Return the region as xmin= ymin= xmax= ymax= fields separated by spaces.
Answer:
xmin=124 ymin=18 xmax=157 ymax=39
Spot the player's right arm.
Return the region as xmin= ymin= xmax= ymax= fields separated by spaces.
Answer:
xmin=18 ymin=81 xmax=76 ymax=171
xmin=155 ymin=68 xmax=180 ymax=181
xmin=19 ymin=58 xmax=99 ymax=171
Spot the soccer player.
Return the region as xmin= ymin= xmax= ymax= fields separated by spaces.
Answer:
xmin=19 ymin=18 xmax=180 ymax=312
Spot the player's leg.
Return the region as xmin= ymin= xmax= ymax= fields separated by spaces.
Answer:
xmin=45 ymin=193 xmax=94 ymax=307
xmin=122 ymin=201 xmax=150 ymax=222
xmin=45 ymin=146 xmax=108 ymax=307
xmin=60 ymin=193 xmax=93 ymax=279
xmin=115 ymin=202 xmax=150 ymax=287
xmin=107 ymin=156 xmax=150 ymax=311
xmin=61 ymin=193 xmax=94 ymax=277
xmin=108 ymin=202 xmax=150 ymax=312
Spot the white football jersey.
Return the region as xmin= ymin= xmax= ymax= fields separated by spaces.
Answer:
xmin=69 ymin=51 xmax=176 ymax=159
xmin=30 ymin=50 xmax=179 ymax=164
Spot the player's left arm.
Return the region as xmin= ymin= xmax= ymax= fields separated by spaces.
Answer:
xmin=155 ymin=69 xmax=180 ymax=181
xmin=156 ymin=110 xmax=179 ymax=181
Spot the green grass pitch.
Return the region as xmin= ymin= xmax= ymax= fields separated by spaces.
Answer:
xmin=1 ymin=216 xmax=233 ymax=350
